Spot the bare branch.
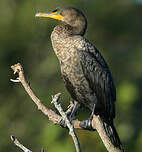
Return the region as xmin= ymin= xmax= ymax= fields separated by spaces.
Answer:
xmin=10 ymin=63 xmax=82 ymax=152
xmin=92 ymin=115 xmax=122 ymax=152
xmin=10 ymin=63 xmax=86 ymax=130
xmin=11 ymin=135 xmax=32 ymax=152
xmin=51 ymin=93 xmax=81 ymax=152
xmin=10 ymin=63 xmax=123 ymax=152
xmin=11 ymin=63 xmax=62 ymax=124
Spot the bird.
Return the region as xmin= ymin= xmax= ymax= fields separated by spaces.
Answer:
xmin=35 ymin=7 xmax=124 ymax=151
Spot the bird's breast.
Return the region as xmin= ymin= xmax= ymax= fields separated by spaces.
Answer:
xmin=51 ymin=27 xmax=93 ymax=94
xmin=51 ymin=29 xmax=97 ymax=109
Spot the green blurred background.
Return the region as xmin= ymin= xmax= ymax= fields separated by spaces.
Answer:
xmin=0 ymin=0 xmax=142 ymax=151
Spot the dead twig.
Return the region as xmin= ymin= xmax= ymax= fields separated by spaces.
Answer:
xmin=11 ymin=63 xmax=61 ymax=124
xmin=10 ymin=63 xmax=81 ymax=152
xmin=10 ymin=63 xmax=123 ymax=152
xmin=91 ymin=115 xmax=123 ymax=152
xmin=11 ymin=135 xmax=32 ymax=152
xmin=10 ymin=63 xmax=87 ymax=129
xmin=51 ymin=93 xmax=81 ymax=152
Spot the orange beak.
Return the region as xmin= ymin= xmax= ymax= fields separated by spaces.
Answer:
xmin=35 ymin=11 xmax=63 ymax=21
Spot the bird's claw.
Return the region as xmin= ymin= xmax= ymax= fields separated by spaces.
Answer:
xmin=60 ymin=102 xmax=80 ymax=128
xmin=79 ymin=104 xmax=96 ymax=131
xmin=59 ymin=114 xmax=76 ymax=128
xmin=79 ymin=119 xmax=95 ymax=131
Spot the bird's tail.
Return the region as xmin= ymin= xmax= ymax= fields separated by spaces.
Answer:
xmin=102 ymin=120 xmax=124 ymax=152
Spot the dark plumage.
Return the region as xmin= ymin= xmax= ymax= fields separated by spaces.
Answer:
xmin=35 ymin=7 xmax=123 ymax=151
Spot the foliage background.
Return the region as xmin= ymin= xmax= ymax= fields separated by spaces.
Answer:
xmin=0 ymin=0 xmax=142 ymax=151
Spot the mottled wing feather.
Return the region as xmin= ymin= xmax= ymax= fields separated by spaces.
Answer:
xmin=78 ymin=49 xmax=116 ymax=119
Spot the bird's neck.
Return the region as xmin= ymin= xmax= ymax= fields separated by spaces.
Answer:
xmin=51 ymin=24 xmax=77 ymax=62
xmin=53 ymin=24 xmax=73 ymax=37
xmin=51 ymin=23 xmax=86 ymax=61
xmin=52 ymin=23 xmax=86 ymax=37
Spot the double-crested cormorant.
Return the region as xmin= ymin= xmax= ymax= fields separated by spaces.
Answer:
xmin=35 ymin=7 xmax=123 ymax=151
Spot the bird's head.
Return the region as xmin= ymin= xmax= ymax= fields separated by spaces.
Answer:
xmin=35 ymin=7 xmax=87 ymax=35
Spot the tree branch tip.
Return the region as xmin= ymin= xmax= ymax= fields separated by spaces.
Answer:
xmin=53 ymin=93 xmax=62 ymax=98
xmin=56 ymin=92 xmax=62 ymax=96
xmin=11 ymin=63 xmax=23 ymax=74
xmin=11 ymin=135 xmax=16 ymax=142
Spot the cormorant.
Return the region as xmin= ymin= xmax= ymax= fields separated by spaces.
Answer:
xmin=35 ymin=7 xmax=123 ymax=151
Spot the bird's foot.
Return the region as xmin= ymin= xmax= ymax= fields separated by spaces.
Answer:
xmin=59 ymin=101 xmax=80 ymax=128
xmin=79 ymin=119 xmax=95 ymax=131
xmin=59 ymin=112 xmax=76 ymax=128
xmin=79 ymin=104 xmax=96 ymax=131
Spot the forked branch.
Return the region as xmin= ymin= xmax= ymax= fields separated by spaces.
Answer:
xmin=10 ymin=63 xmax=123 ymax=152
xmin=10 ymin=63 xmax=81 ymax=152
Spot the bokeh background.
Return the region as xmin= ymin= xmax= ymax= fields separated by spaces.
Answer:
xmin=0 ymin=0 xmax=142 ymax=151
